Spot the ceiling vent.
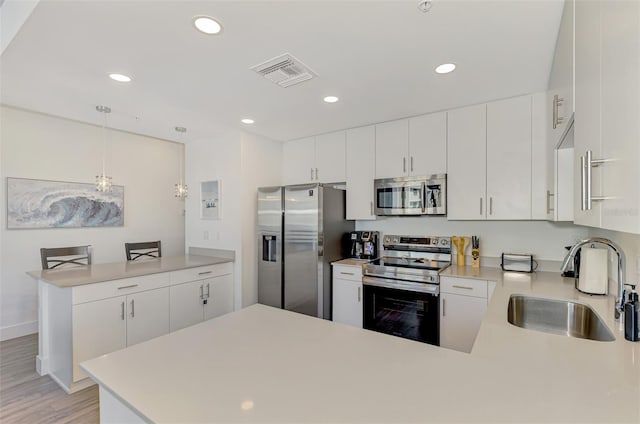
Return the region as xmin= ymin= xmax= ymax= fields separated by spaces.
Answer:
xmin=250 ymin=53 xmax=317 ymax=88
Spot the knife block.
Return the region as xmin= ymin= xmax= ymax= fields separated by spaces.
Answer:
xmin=471 ymin=249 xmax=480 ymax=268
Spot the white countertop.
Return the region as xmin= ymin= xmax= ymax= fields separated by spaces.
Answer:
xmin=81 ymin=267 xmax=640 ymax=423
xmin=27 ymin=255 xmax=233 ymax=288
xmin=331 ymin=258 xmax=371 ymax=267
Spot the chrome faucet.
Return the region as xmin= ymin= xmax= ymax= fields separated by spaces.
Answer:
xmin=561 ymin=237 xmax=626 ymax=320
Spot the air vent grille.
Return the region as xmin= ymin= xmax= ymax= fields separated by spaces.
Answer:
xmin=250 ymin=53 xmax=317 ymax=88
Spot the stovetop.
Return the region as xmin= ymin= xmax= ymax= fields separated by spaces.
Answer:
xmin=368 ymin=256 xmax=449 ymax=272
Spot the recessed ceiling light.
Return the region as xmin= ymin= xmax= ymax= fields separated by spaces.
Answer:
xmin=241 ymin=118 xmax=254 ymax=124
xmin=193 ymin=16 xmax=223 ymax=35
xmin=109 ymin=73 xmax=132 ymax=82
xmin=435 ymin=63 xmax=456 ymax=74
xmin=323 ymin=96 xmax=339 ymax=103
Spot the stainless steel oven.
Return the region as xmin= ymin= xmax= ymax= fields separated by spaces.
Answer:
xmin=373 ymin=174 xmax=446 ymax=216
xmin=363 ymin=234 xmax=451 ymax=346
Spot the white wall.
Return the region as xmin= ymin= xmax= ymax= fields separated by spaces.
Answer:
xmin=185 ymin=130 xmax=282 ymax=310
xmin=240 ymin=132 xmax=282 ymax=307
xmin=357 ymin=217 xmax=590 ymax=269
xmin=0 ymin=106 xmax=185 ymax=340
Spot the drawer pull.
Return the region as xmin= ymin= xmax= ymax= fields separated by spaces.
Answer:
xmin=340 ymin=272 xmax=355 ymax=276
xmin=121 ymin=302 xmax=125 ymax=320
xmin=452 ymin=285 xmax=474 ymax=290
xmin=198 ymin=271 xmax=213 ymax=276
xmin=118 ymin=284 xmax=139 ymax=290
xmin=130 ymin=299 xmax=135 ymax=318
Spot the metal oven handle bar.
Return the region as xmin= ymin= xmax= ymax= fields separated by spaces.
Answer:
xmin=362 ymin=276 xmax=439 ymax=295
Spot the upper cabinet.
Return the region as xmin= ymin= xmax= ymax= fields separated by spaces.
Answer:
xmin=573 ymin=0 xmax=640 ymax=234
xmin=448 ymin=95 xmax=539 ymax=221
xmin=346 ymin=125 xmax=376 ymax=220
xmin=375 ymin=112 xmax=446 ymax=179
xmin=282 ymin=132 xmax=346 ymax=185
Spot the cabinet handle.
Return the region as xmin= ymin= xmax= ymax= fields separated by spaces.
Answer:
xmin=198 ymin=271 xmax=212 ymax=276
xmin=452 ymin=285 xmax=473 ymax=290
xmin=121 ymin=301 xmax=125 ymax=320
xmin=403 ymin=157 xmax=407 ymax=173
xmin=200 ymin=284 xmax=204 ymax=300
xmin=310 ymin=168 xmax=314 ymax=180
xmin=340 ymin=271 xmax=355 ymax=276
xmin=370 ymin=201 xmax=374 ymax=216
xmin=552 ymin=94 xmax=565 ymax=130
xmin=479 ymin=198 xmax=483 ymax=216
xmin=315 ymin=168 xmax=319 ymax=181
xmin=581 ymin=150 xmax=615 ymax=211
xmin=546 ymin=190 xmax=555 ymax=214
xmin=206 ymin=283 xmax=211 ymax=299
xmin=358 ymin=287 xmax=361 ymax=302
xmin=410 ymin=156 xmax=414 ymax=173
xmin=130 ymin=299 xmax=135 ymax=318
xmin=118 ymin=284 xmax=138 ymax=290
xmin=489 ymin=197 xmax=493 ymax=215
xmin=442 ymin=298 xmax=446 ymax=317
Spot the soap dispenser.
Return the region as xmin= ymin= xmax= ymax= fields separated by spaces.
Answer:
xmin=624 ymin=285 xmax=639 ymax=342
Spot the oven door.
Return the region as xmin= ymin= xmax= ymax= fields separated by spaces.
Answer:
xmin=362 ymin=277 xmax=439 ymax=346
xmin=374 ymin=177 xmax=425 ymax=216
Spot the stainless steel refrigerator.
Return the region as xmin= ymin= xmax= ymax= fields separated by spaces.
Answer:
xmin=257 ymin=184 xmax=354 ymax=319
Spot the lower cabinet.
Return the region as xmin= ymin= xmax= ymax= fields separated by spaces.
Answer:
xmin=332 ymin=264 xmax=363 ymax=328
xmin=170 ymin=274 xmax=234 ymax=332
xmin=439 ymin=276 xmax=495 ymax=353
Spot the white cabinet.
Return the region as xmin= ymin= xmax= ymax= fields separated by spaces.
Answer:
xmin=486 ymin=95 xmax=532 ymax=220
xmin=439 ymin=277 xmax=492 ymax=354
xmin=346 ymin=125 xmax=376 ymax=220
xmin=72 ymin=296 xmax=127 ymax=382
xmin=448 ymin=96 xmax=536 ymax=220
xmin=447 ymin=104 xmax=487 ymax=220
xmin=282 ymin=132 xmax=346 ymax=185
xmin=72 ymin=286 xmax=170 ymax=381
xmin=169 ymin=267 xmax=234 ymax=332
xmin=375 ymin=113 xmax=446 ymax=179
xmin=331 ymin=264 xmax=363 ymax=328
xmin=574 ymin=0 xmax=640 ymax=234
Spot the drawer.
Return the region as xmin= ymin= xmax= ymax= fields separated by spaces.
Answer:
xmin=332 ymin=264 xmax=363 ymax=282
xmin=440 ymin=276 xmax=487 ymax=298
xmin=170 ymin=262 xmax=233 ymax=284
xmin=72 ymin=273 xmax=171 ymax=305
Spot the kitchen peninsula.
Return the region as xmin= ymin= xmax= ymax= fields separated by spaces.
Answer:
xmin=29 ymin=253 xmax=234 ymax=394
xmin=82 ymin=269 xmax=640 ymax=423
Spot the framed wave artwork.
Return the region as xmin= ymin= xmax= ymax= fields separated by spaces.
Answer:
xmin=6 ymin=177 xmax=124 ymax=229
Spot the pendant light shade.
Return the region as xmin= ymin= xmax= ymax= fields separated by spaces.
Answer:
xmin=95 ymin=105 xmax=113 ymax=192
xmin=174 ymin=126 xmax=188 ymax=199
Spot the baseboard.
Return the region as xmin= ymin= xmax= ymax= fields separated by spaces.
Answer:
xmin=0 ymin=320 xmax=38 ymax=341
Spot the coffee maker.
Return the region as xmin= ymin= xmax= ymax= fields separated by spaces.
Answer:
xmin=345 ymin=231 xmax=379 ymax=260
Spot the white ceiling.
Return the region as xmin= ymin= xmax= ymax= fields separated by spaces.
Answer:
xmin=0 ymin=0 xmax=564 ymax=143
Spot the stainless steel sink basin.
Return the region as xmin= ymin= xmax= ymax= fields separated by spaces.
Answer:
xmin=507 ymin=295 xmax=615 ymax=342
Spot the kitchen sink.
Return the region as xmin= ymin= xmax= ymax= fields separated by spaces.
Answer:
xmin=507 ymin=295 xmax=615 ymax=342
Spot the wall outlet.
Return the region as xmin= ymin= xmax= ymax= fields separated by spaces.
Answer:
xmin=203 ymin=230 xmax=209 ymax=240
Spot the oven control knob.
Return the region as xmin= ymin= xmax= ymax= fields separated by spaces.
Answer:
xmin=440 ymin=239 xmax=449 ymax=246
xmin=431 ymin=237 xmax=438 ymax=246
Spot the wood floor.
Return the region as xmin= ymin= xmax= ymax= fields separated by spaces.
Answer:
xmin=0 ymin=334 xmax=99 ymax=424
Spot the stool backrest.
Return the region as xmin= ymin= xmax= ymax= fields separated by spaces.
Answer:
xmin=41 ymin=245 xmax=92 ymax=270
xmin=125 ymin=241 xmax=162 ymax=261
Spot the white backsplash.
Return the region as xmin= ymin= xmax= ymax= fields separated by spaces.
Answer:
xmin=356 ymin=217 xmax=590 ymax=268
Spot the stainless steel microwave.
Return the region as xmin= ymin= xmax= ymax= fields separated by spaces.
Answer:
xmin=374 ymin=174 xmax=446 ymax=216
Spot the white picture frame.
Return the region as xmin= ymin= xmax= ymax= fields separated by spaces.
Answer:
xmin=200 ymin=180 xmax=221 ymax=220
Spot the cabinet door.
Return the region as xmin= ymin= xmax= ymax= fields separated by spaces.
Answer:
xmin=203 ymin=274 xmax=234 ymax=321
xmin=332 ymin=278 xmax=362 ymax=328
xmin=282 ymin=137 xmax=316 ymax=185
xmin=375 ymin=119 xmax=409 ymax=179
xmin=346 ymin=126 xmax=376 ymax=220
xmin=574 ymin=0 xmax=602 ymax=228
xmin=486 ymin=95 xmax=532 ymax=220
xmin=408 ymin=112 xmax=447 ymax=176
xmin=126 ymin=288 xmax=170 ymax=346
xmin=447 ymin=104 xmax=487 ymax=220
xmin=440 ymin=293 xmax=487 ymax=354
xmin=600 ymin=0 xmax=640 ymax=234
xmin=315 ymin=131 xmax=346 ymax=183
xmin=169 ymin=280 xmax=204 ymax=332
xmin=72 ymin=296 xmax=127 ymax=381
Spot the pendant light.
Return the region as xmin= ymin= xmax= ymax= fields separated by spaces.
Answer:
xmin=95 ymin=105 xmax=113 ymax=192
xmin=174 ymin=126 xmax=188 ymax=199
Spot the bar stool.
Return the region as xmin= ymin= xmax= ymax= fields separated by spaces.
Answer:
xmin=40 ymin=245 xmax=92 ymax=270
xmin=125 ymin=241 xmax=162 ymax=261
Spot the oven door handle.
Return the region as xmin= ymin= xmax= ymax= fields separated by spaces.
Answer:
xmin=362 ymin=276 xmax=439 ymax=295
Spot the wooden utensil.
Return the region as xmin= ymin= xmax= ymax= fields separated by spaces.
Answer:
xmin=452 ymin=236 xmax=471 ymax=267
